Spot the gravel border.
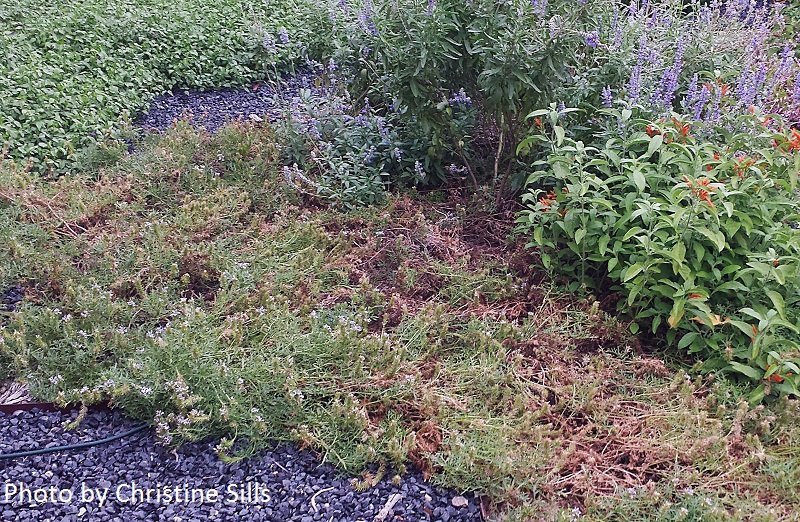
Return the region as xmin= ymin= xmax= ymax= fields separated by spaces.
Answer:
xmin=0 ymin=409 xmax=482 ymax=521
xmin=134 ymin=71 xmax=328 ymax=134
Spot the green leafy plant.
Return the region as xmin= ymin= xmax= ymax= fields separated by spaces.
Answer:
xmin=0 ymin=0 xmax=331 ymax=172
xmin=517 ymin=105 xmax=800 ymax=400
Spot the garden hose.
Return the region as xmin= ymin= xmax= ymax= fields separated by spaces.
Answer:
xmin=0 ymin=424 xmax=149 ymax=460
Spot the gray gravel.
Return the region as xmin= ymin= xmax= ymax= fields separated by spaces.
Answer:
xmin=134 ymin=71 xmax=326 ymax=134
xmin=0 ymin=408 xmax=482 ymax=521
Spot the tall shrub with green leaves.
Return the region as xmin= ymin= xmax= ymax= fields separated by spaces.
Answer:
xmin=328 ymin=0 xmax=609 ymax=195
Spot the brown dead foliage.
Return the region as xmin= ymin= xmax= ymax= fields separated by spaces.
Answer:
xmin=501 ymin=336 xmax=723 ymax=504
xmin=178 ymin=252 xmax=220 ymax=300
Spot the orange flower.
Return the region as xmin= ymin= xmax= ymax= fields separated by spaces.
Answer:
xmin=713 ymin=153 xmax=720 ymax=160
xmin=706 ymin=165 xmax=713 ymax=171
xmin=768 ymin=374 xmax=784 ymax=383
xmin=688 ymin=293 xmax=703 ymax=299
xmin=671 ymin=118 xmax=690 ymax=136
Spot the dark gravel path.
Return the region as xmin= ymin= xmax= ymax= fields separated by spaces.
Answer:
xmin=135 ymin=71 xmax=327 ymax=133
xmin=0 ymin=409 xmax=481 ymax=522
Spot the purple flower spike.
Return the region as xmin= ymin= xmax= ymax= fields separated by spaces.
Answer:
xmin=601 ymin=86 xmax=613 ymax=108
xmin=585 ymin=31 xmax=600 ymax=49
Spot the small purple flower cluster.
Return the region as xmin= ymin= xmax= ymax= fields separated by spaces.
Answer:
xmin=448 ymin=88 xmax=472 ymax=106
xmin=359 ymin=0 xmax=377 ymax=36
xmin=585 ymin=31 xmax=600 ymax=49
xmin=530 ymin=0 xmax=547 ymax=18
xmin=626 ymin=36 xmax=647 ymax=104
xmin=601 ymin=86 xmax=613 ymax=108
xmin=278 ymin=27 xmax=289 ymax=45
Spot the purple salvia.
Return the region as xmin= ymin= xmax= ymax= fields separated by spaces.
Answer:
xmin=685 ymin=74 xmax=699 ymax=105
xmin=627 ymin=36 xmax=648 ymax=104
xmin=610 ymin=8 xmax=622 ymax=48
xmin=735 ymin=67 xmax=751 ymax=103
xmin=773 ymin=44 xmax=795 ymax=85
xmin=427 ymin=0 xmax=435 ymax=15
xmin=278 ymin=27 xmax=289 ymax=45
xmin=628 ymin=0 xmax=638 ymax=18
xmin=601 ymin=86 xmax=613 ymax=108
xmin=694 ymin=84 xmax=711 ymax=121
xmin=531 ymin=0 xmax=547 ymax=18
xmin=585 ymin=31 xmax=600 ymax=49
xmin=705 ymin=84 xmax=721 ymax=121
xmin=752 ymin=63 xmax=768 ymax=106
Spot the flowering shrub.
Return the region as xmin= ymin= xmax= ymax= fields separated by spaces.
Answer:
xmin=274 ymin=83 xmax=470 ymax=207
xmin=324 ymin=0 xmax=607 ymax=195
xmin=566 ymin=0 xmax=799 ymax=124
xmin=517 ymin=105 xmax=800 ymax=400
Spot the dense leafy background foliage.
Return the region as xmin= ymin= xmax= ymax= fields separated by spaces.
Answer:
xmin=0 ymin=0 xmax=331 ymax=172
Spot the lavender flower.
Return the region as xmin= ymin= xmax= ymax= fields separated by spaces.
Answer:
xmin=448 ymin=88 xmax=472 ymax=106
xmin=627 ymin=39 xmax=647 ymax=104
xmin=585 ymin=31 xmax=600 ymax=49
xmin=685 ymin=73 xmax=699 ymax=106
xmin=531 ymin=0 xmax=547 ymax=18
xmin=601 ymin=86 xmax=613 ymax=108
xmin=359 ymin=0 xmax=377 ymax=35
xmin=278 ymin=27 xmax=289 ymax=45
xmin=414 ymin=161 xmax=425 ymax=180
xmin=705 ymin=84 xmax=721 ymax=121
xmin=427 ymin=0 xmax=435 ymax=15
xmin=769 ymin=44 xmax=795 ymax=95
xmin=364 ymin=145 xmax=376 ymax=163
xmin=262 ymin=34 xmax=277 ymax=53
xmin=611 ymin=8 xmax=622 ymax=48
xmin=793 ymin=72 xmax=800 ymax=108
xmin=694 ymin=83 xmax=711 ymax=121
xmin=651 ymin=39 xmax=685 ymax=109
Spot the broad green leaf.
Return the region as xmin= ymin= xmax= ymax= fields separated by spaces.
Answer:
xmin=695 ymin=226 xmax=725 ymax=252
xmin=622 ymin=262 xmax=644 ymax=282
xmin=646 ymin=134 xmax=663 ymax=158
xmin=667 ymin=298 xmax=686 ymax=328
xmin=729 ymin=362 xmax=763 ymax=381
xmin=598 ymin=235 xmax=610 ymax=256
xmin=765 ymin=290 xmax=786 ymax=320
xmin=678 ymin=332 xmax=698 ymax=350
xmin=632 ymin=168 xmax=646 ymax=193
xmin=555 ymin=126 xmax=565 ymax=146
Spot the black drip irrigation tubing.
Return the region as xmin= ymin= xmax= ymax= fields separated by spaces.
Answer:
xmin=0 ymin=424 xmax=149 ymax=460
